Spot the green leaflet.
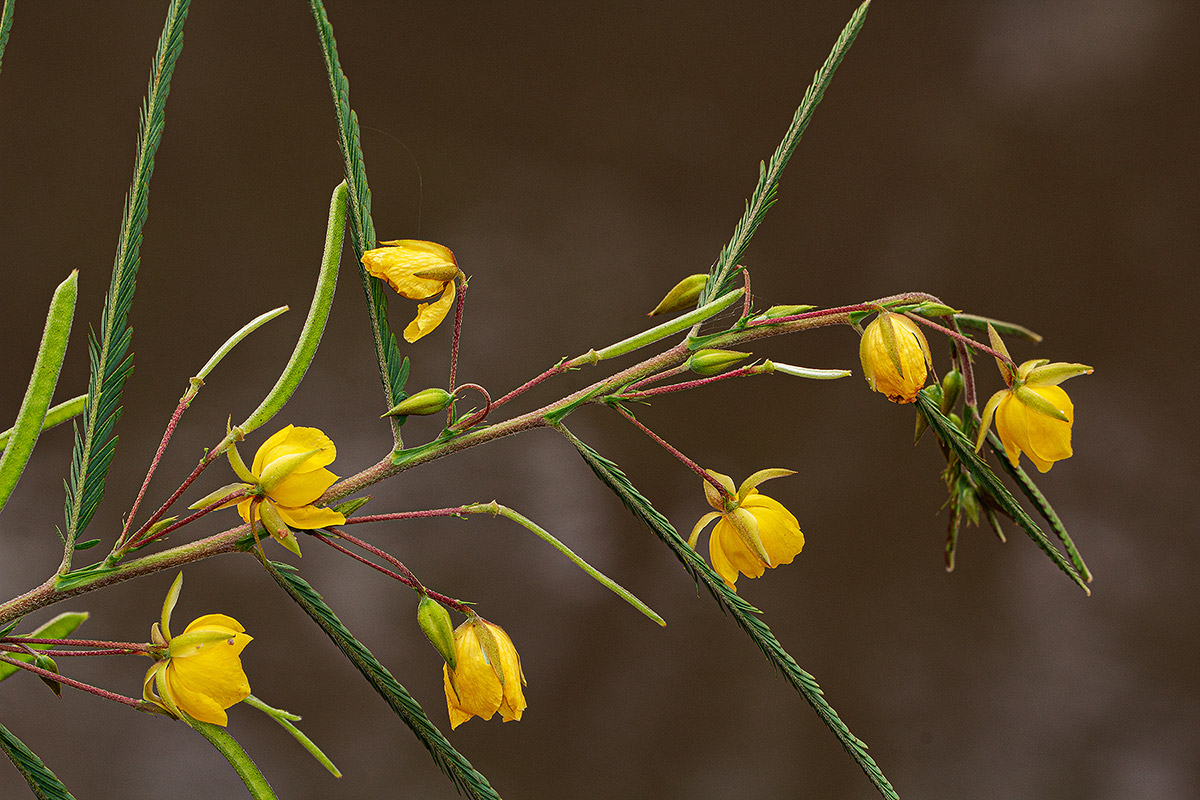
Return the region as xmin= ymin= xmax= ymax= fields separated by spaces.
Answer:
xmin=700 ymin=0 xmax=871 ymax=306
xmin=556 ymin=425 xmax=900 ymax=800
xmin=263 ymin=560 xmax=503 ymax=800
xmin=0 ymin=722 xmax=77 ymax=800
xmin=914 ymin=390 xmax=1089 ymax=594
xmin=0 ymin=272 xmax=77 ymax=513
xmin=62 ymin=0 xmax=191 ymax=562
xmin=985 ymin=430 xmax=1092 ymax=581
xmin=308 ymin=0 xmax=409 ymax=443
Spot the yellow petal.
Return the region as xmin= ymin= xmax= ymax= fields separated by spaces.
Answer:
xmin=443 ymin=623 xmax=503 ymax=728
xmin=257 ymin=426 xmax=337 ymax=476
xmin=267 ymin=466 xmax=339 ymax=508
xmin=487 ymin=623 xmax=527 ymax=723
xmin=273 ymin=501 xmax=346 ymax=530
xmin=362 ymin=240 xmax=456 ymax=300
xmin=164 ymin=617 xmax=252 ymax=726
xmin=743 ymin=494 xmax=805 ymax=567
xmin=859 ymin=313 xmax=929 ymax=403
xmin=403 ymin=280 xmax=456 ymax=343
xmin=709 ymin=517 xmax=768 ymax=589
xmin=995 ymin=392 xmax=1026 ymax=468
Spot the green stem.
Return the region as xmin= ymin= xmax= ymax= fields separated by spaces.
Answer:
xmin=185 ymin=715 xmax=278 ymax=800
xmin=243 ymin=695 xmax=341 ymax=778
xmin=0 ymin=394 xmax=86 ymax=452
xmin=464 ymin=502 xmax=665 ymax=626
xmin=0 ymin=272 xmax=77 ymax=513
xmin=584 ymin=287 xmax=743 ymax=363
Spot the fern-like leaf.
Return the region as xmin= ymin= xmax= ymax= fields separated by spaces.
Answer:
xmin=914 ymin=390 xmax=1089 ymax=594
xmin=263 ymin=560 xmax=503 ymax=800
xmin=308 ymin=0 xmax=409 ymax=441
xmin=556 ymin=425 xmax=900 ymax=800
xmin=61 ymin=0 xmax=190 ymax=565
xmin=0 ymin=722 xmax=77 ymax=800
xmin=701 ymin=0 xmax=871 ymax=305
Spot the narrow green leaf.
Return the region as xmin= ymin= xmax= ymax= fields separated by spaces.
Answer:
xmin=985 ymin=430 xmax=1092 ymax=581
xmin=0 ymin=272 xmax=77 ymax=513
xmin=700 ymin=1 xmax=871 ymax=305
xmin=62 ymin=0 xmax=191 ymax=565
xmin=262 ymin=560 xmax=503 ymax=800
xmin=0 ymin=394 xmax=86 ymax=453
xmin=308 ymin=0 xmax=409 ymax=443
xmin=556 ymin=425 xmax=900 ymax=800
xmin=0 ymin=722 xmax=77 ymax=800
xmin=914 ymin=391 xmax=1089 ymax=594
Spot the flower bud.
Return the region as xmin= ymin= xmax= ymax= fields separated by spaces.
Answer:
xmin=686 ymin=349 xmax=751 ymax=376
xmin=648 ymin=274 xmax=708 ymax=316
xmin=859 ymin=311 xmax=931 ymax=404
xmin=755 ymin=304 xmax=816 ymax=321
xmin=383 ymin=388 xmax=454 ymax=418
xmin=940 ymin=369 xmax=963 ymax=414
xmin=417 ymin=595 xmax=457 ymax=670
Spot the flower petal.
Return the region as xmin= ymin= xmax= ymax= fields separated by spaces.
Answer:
xmin=164 ymin=618 xmax=252 ymax=726
xmin=259 ymin=426 xmax=337 ymax=475
xmin=267 ymin=466 xmax=339 ymax=508
xmin=252 ymin=425 xmax=294 ymax=477
xmin=273 ymin=501 xmax=346 ymax=530
xmin=403 ymin=280 xmax=456 ymax=343
xmin=363 ymin=240 xmax=456 ymax=300
xmin=709 ymin=517 xmax=767 ymax=589
xmin=743 ymin=494 xmax=805 ymax=567
xmin=443 ymin=623 xmax=503 ymax=729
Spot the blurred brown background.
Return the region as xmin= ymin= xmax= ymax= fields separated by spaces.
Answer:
xmin=1 ymin=2 xmax=1196 ymax=798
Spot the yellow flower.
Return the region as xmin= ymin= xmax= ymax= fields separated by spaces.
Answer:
xmin=442 ymin=617 xmax=526 ymax=729
xmin=689 ymin=469 xmax=805 ymax=591
xmin=361 ymin=240 xmax=460 ymax=343
xmin=976 ymin=359 xmax=1092 ymax=473
xmin=143 ymin=574 xmax=252 ymax=726
xmin=859 ymin=310 xmax=932 ymax=403
xmin=224 ymin=425 xmax=346 ymax=554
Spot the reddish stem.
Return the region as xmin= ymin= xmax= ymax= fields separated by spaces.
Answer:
xmin=612 ymin=404 xmax=733 ymax=502
xmin=341 ymin=507 xmax=472 ymax=525
xmin=0 ymin=655 xmax=145 ymax=710
xmin=1 ymin=637 xmax=150 ymax=651
xmin=448 ymin=383 xmax=492 ymax=431
xmin=446 ymin=276 xmax=469 ymax=425
xmin=903 ymin=311 xmax=1014 ymax=366
xmin=618 ymin=364 xmax=762 ymax=400
xmin=126 ymin=446 xmax=224 ymax=546
xmin=120 ymin=395 xmax=192 ymax=546
xmin=741 ymin=268 xmax=752 ymax=320
xmin=0 ymin=646 xmax=146 ymax=657
xmin=124 ymin=488 xmax=249 ymax=553
xmin=314 ymin=530 xmax=470 ymax=615
xmin=489 ymin=360 xmax=570 ymax=412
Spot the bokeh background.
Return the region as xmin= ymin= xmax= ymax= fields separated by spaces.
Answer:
xmin=1 ymin=2 xmax=1196 ymax=798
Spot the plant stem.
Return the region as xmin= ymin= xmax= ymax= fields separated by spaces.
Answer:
xmin=0 ymin=655 xmax=145 ymax=709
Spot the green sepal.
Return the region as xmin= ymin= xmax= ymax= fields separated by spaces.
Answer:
xmin=53 ymin=563 xmax=120 ymax=592
xmin=469 ymin=616 xmax=505 ymax=688
xmin=1013 ymin=384 xmax=1070 ymax=422
xmin=329 ymin=496 xmax=371 ymax=517
xmin=417 ymin=595 xmax=457 ymax=670
xmin=32 ymin=654 xmax=61 ymax=697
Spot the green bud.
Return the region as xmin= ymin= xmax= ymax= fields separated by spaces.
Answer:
xmin=330 ymin=496 xmax=372 ymax=517
xmin=940 ymin=370 xmax=963 ymax=414
xmin=686 ymin=349 xmax=751 ymax=376
xmin=188 ymin=483 xmax=251 ymax=511
xmin=914 ymin=301 xmax=960 ymax=317
xmin=417 ymin=595 xmax=457 ymax=670
xmin=383 ymin=388 xmax=453 ymax=418
xmin=648 ymin=274 xmax=708 ymax=316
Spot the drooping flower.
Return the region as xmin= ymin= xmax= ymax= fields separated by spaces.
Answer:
xmin=859 ymin=310 xmax=932 ymax=403
xmin=442 ymin=615 xmax=526 ymax=729
xmin=689 ymin=469 xmax=805 ymax=591
xmin=361 ymin=240 xmax=460 ymax=343
xmin=199 ymin=425 xmax=346 ymax=554
xmin=143 ymin=573 xmax=252 ymax=726
xmin=976 ymin=359 xmax=1092 ymax=473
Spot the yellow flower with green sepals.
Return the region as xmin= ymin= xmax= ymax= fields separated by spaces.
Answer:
xmin=201 ymin=425 xmax=346 ymax=555
xmin=442 ymin=615 xmax=526 ymax=729
xmin=143 ymin=573 xmax=252 ymax=726
xmin=975 ymin=359 xmax=1092 ymax=473
xmin=859 ymin=310 xmax=932 ymax=404
xmin=361 ymin=239 xmax=460 ymax=343
xmin=690 ymin=469 xmax=805 ymax=591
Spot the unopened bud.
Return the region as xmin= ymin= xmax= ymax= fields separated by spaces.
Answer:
xmin=383 ymin=388 xmax=453 ymax=418
xmin=756 ymin=304 xmax=816 ymax=321
xmin=648 ymin=274 xmax=707 ymax=316
xmin=417 ymin=595 xmax=457 ymax=670
xmin=687 ymin=349 xmax=751 ymax=376
xmin=940 ymin=370 xmax=963 ymax=414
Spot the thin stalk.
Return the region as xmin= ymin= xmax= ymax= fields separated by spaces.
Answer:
xmin=0 ymin=655 xmax=145 ymax=710
xmin=612 ymin=404 xmax=732 ymax=502
xmin=903 ymin=311 xmax=1013 ymax=367
xmin=616 ymin=364 xmax=765 ymax=401
xmin=185 ymin=716 xmax=278 ymax=800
